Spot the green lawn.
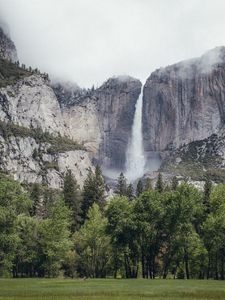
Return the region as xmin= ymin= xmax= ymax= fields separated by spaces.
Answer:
xmin=0 ymin=278 xmax=225 ymax=300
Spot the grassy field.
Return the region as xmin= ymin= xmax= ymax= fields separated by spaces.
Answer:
xmin=0 ymin=278 xmax=225 ymax=300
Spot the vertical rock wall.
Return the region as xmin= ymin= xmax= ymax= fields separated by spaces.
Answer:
xmin=143 ymin=47 xmax=225 ymax=154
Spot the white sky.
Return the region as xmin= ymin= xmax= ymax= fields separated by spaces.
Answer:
xmin=0 ymin=0 xmax=225 ymax=88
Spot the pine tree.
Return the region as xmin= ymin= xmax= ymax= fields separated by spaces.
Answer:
xmin=82 ymin=168 xmax=94 ymax=221
xmin=164 ymin=184 xmax=171 ymax=192
xmin=31 ymin=185 xmax=57 ymax=219
xmin=171 ymin=176 xmax=179 ymax=191
xmin=155 ymin=173 xmax=164 ymax=193
xmin=94 ymin=165 xmax=106 ymax=210
xmin=115 ymin=172 xmax=127 ymax=196
xmin=127 ymin=183 xmax=134 ymax=201
xmin=81 ymin=166 xmax=106 ymax=221
xmin=144 ymin=177 xmax=152 ymax=191
xmin=136 ymin=180 xmax=143 ymax=197
xmin=30 ymin=183 xmax=41 ymax=217
xmin=63 ymin=169 xmax=82 ymax=231
xmin=203 ymin=176 xmax=212 ymax=214
xmin=41 ymin=187 xmax=62 ymax=219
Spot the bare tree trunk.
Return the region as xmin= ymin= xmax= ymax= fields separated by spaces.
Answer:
xmin=184 ymin=251 xmax=189 ymax=279
xmin=215 ymin=253 xmax=219 ymax=280
xmin=221 ymin=255 xmax=224 ymax=280
xmin=207 ymin=253 xmax=211 ymax=279
xmin=141 ymin=250 xmax=145 ymax=278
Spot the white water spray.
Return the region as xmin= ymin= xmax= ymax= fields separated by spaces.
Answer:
xmin=125 ymin=85 xmax=146 ymax=182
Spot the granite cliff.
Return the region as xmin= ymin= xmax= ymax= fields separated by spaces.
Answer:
xmin=54 ymin=76 xmax=141 ymax=170
xmin=143 ymin=47 xmax=225 ymax=152
xmin=142 ymin=46 xmax=225 ymax=181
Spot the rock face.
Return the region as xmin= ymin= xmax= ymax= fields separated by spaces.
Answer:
xmin=0 ymin=134 xmax=92 ymax=188
xmin=62 ymin=96 xmax=101 ymax=156
xmin=143 ymin=47 xmax=225 ymax=154
xmin=0 ymin=27 xmax=18 ymax=62
xmin=95 ymin=77 xmax=142 ymax=170
xmin=0 ymin=75 xmax=67 ymax=136
xmin=58 ymin=76 xmax=142 ymax=170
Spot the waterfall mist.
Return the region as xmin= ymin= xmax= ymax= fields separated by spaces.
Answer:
xmin=125 ymin=85 xmax=146 ymax=182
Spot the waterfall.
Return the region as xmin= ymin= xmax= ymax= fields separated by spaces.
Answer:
xmin=125 ymin=85 xmax=146 ymax=182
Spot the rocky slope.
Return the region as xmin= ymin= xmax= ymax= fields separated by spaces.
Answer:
xmin=143 ymin=47 xmax=225 ymax=154
xmin=0 ymin=120 xmax=91 ymax=188
xmin=0 ymin=135 xmax=91 ymax=188
xmin=160 ymin=130 xmax=225 ymax=182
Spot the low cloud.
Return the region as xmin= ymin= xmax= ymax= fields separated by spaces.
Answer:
xmin=0 ymin=0 xmax=225 ymax=87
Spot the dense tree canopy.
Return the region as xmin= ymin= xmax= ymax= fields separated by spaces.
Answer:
xmin=74 ymin=203 xmax=110 ymax=278
xmin=0 ymin=175 xmax=31 ymax=276
xmin=0 ymin=169 xmax=225 ymax=279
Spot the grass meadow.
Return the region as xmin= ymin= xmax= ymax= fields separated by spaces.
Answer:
xmin=0 ymin=278 xmax=225 ymax=300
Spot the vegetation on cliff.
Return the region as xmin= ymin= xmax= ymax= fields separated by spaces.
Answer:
xmin=161 ymin=133 xmax=225 ymax=182
xmin=0 ymin=57 xmax=32 ymax=88
xmin=0 ymin=119 xmax=85 ymax=153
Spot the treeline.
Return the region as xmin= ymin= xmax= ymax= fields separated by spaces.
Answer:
xmin=0 ymin=56 xmax=49 ymax=88
xmin=10 ymin=59 xmax=49 ymax=80
xmin=0 ymin=169 xmax=225 ymax=280
xmin=0 ymin=167 xmax=105 ymax=277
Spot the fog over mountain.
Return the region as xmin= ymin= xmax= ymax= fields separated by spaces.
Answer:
xmin=0 ymin=0 xmax=225 ymax=87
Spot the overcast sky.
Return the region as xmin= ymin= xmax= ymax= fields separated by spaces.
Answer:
xmin=0 ymin=0 xmax=224 ymax=88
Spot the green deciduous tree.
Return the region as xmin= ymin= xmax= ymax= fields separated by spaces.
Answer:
xmin=106 ymin=196 xmax=138 ymax=278
xmin=74 ymin=203 xmax=110 ymax=278
xmin=203 ymin=184 xmax=225 ymax=280
xmin=0 ymin=175 xmax=31 ymax=276
xmin=133 ymin=190 xmax=164 ymax=278
xmin=13 ymin=215 xmax=39 ymax=277
xmin=38 ymin=200 xmax=72 ymax=277
xmin=161 ymin=184 xmax=204 ymax=279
